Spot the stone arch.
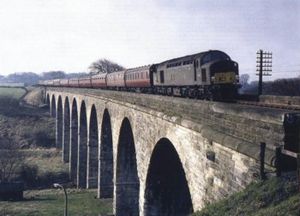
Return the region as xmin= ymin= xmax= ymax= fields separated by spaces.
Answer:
xmin=87 ymin=105 xmax=98 ymax=189
xmin=98 ymin=109 xmax=113 ymax=198
xmin=70 ymin=98 xmax=78 ymax=181
xmin=51 ymin=95 xmax=56 ymax=117
xmin=56 ymin=96 xmax=63 ymax=149
xmin=77 ymin=100 xmax=88 ymax=188
xmin=63 ymin=97 xmax=70 ymax=162
xmin=143 ymin=138 xmax=193 ymax=216
xmin=116 ymin=118 xmax=139 ymax=216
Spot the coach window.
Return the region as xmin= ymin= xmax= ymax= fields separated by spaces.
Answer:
xmin=160 ymin=70 xmax=164 ymax=83
xmin=201 ymin=69 xmax=207 ymax=82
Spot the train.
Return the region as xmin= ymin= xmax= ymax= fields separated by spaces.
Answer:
xmin=40 ymin=50 xmax=239 ymax=101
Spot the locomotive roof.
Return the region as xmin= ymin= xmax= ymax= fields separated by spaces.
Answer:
xmin=158 ymin=50 xmax=230 ymax=65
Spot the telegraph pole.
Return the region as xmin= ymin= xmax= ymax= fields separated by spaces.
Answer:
xmin=256 ymin=50 xmax=272 ymax=95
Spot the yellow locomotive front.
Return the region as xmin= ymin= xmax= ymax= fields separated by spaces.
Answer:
xmin=209 ymin=60 xmax=239 ymax=100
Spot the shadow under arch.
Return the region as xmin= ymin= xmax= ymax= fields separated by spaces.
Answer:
xmin=51 ymin=95 xmax=56 ymax=118
xmin=63 ymin=97 xmax=70 ymax=162
xmin=46 ymin=94 xmax=50 ymax=108
xmin=70 ymin=98 xmax=78 ymax=181
xmin=98 ymin=109 xmax=113 ymax=198
xmin=77 ymin=100 xmax=88 ymax=188
xmin=56 ymin=96 xmax=63 ymax=149
xmin=87 ymin=104 xmax=98 ymax=189
xmin=144 ymin=138 xmax=193 ymax=216
xmin=116 ymin=118 xmax=139 ymax=216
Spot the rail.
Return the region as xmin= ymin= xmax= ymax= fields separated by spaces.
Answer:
xmin=237 ymin=100 xmax=300 ymax=111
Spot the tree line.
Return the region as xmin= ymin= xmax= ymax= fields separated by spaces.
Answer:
xmin=239 ymin=73 xmax=300 ymax=96
xmin=0 ymin=58 xmax=124 ymax=85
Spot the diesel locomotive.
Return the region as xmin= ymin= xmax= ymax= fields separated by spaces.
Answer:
xmin=40 ymin=50 xmax=239 ymax=101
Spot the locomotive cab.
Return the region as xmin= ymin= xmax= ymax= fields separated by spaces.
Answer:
xmin=209 ymin=60 xmax=239 ymax=100
xmin=194 ymin=51 xmax=239 ymax=100
xmin=193 ymin=51 xmax=230 ymax=85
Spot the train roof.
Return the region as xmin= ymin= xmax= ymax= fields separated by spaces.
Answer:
xmin=91 ymin=73 xmax=108 ymax=78
xmin=125 ymin=65 xmax=152 ymax=73
xmin=157 ymin=50 xmax=230 ymax=65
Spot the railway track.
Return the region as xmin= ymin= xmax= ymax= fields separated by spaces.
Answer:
xmin=49 ymin=86 xmax=300 ymax=112
xmin=237 ymin=100 xmax=300 ymax=111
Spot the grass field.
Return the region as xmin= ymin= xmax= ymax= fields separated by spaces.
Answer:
xmin=0 ymin=189 xmax=113 ymax=216
xmin=0 ymin=87 xmax=26 ymax=99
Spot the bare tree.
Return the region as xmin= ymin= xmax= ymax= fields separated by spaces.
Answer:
xmin=0 ymin=140 xmax=24 ymax=183
xmin=88 ymin=58 xmax=125 ymax=74
xmin=240 ymin=74 xmax=250 ymax=86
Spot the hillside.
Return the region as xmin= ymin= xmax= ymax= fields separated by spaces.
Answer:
xmin=0 ymin=94 xmax=55 ymax=149
xmin=193 ymin=175 xmax=300 ymax=216
xmin=0 ymin=87 xmax=64 ymax=187
xmin=0 ymin=87 xmax=113 ymax=216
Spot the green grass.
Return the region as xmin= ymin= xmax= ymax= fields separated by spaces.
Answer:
xmin=0 ymin=189 xmax=113 ymax=216
xmin=193 ymin=176 xmax=300 ymax=216
xmin=0 ymin=87 xmax=26 ymax=100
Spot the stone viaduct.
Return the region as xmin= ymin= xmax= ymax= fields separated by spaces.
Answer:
xmin=45 ymin=87 xmax=298 ymax=216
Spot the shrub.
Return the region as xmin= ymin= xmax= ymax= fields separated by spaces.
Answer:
xmin=19 ymin=164 xmax=39 ymax=187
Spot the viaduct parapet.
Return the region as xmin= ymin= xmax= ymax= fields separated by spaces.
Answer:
xmin=45 ymin=87 xmax=298 ymax=216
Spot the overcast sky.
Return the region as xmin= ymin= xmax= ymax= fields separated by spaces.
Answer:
xmin=0 ymin=0 xmax=299 ymax=81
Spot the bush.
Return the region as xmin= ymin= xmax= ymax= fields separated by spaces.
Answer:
xmin=19 ymin=164 xmax=39 ymax=187
xmin=19 ymin=163 xmax=69 ymax=189
xmin=33 ymin=131 xmax=55 ymax=148
xmin=38 ymin=171 xmax=69 ymax=187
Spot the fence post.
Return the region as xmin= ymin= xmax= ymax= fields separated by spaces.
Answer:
xmin=260 ymin=142 xmax=266 ymax=180
xmin=275 ymin=147 xmax=282 ymax=177
xmin=297 ymin=154 xmax=300 ymax=193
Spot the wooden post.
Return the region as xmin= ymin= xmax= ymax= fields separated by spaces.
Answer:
xmin=260 ymin=142 xmax=266 ymax=180
xmin=297 ymin=154 xmax=300 ymax=193
xmin=275 ymin=147 xmax=282 ymax=177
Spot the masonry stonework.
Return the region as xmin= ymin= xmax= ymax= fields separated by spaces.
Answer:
xmin=47 ymin=88 xmax=290 ymax=216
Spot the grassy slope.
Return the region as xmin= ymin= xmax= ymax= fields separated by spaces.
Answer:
xmin=0 ymin=88 xmax=113 ymax=215
xmin=0 ymin=90 xmax=55 ymax=149
xmin=0 ymin=189 xmax=113 ymax=216
xmin=193 ymin=176 xmax=300 ymax=216
xmin=22 ymin=148 xmax=68 ymax=174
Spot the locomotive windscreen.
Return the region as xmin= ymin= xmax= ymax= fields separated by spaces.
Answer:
xmin=201 ymin=51 xmax=230 ymax=65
